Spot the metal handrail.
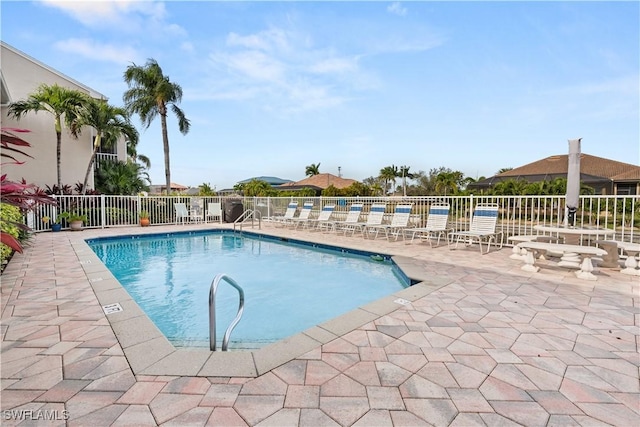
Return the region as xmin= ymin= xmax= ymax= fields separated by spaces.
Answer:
xmin=209 ymin=273 xmax=245 ymax=351
xmin=233 ymin=209 xmax=262 ymax=231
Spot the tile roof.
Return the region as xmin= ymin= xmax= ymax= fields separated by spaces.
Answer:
xmin=278 ymin=173 xmax=357 ymax=189
xmin=499 ymin=153 xmax=640 ymax=181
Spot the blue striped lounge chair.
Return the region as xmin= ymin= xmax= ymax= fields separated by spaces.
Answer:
xmin=288 ymin=201 xmax=315 ymax=228
xmin=304 ymin=204 xmax=335 ymax=229
xmin=319 ymin=203 xmax=363 ymax=233
xmin=448 ymin=203 xmax=503 ymax=254
xmin=267 ymin=201 xmax=298 ymax=225
xmin=405 ymin=204 xmax=451 ymax=246
xmin=364 ymin=204 xmax=413 ymax=240
xmin=344 ymin=203 xmax=387 ymax=236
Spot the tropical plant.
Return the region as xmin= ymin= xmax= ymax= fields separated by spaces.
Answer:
xmin=305 ymin=163 xmax=321 ymax=176
xmin=123 ymin=59 xmax=190 ymax=195
xmin=139 ymin=210 xmax=150 ymax=219
xmin=57 ymin=211 xmax=88 ymax=223
xmin=496 ymin=167 xmax=513 ymax=175
xmin=379 ymin=165 xmax=398 ymax=195
xmin=198 ymin=182 xmax=216 ymax=196
xmin=8 ymin=84 xmax=88 ymax=193
xmin=94 ymin=159 xmax=150 ymax=195
xmin=70 ymin=98 xmax=139 ymax=194
xmin=242 ymin=179 xmax=276 ymax=197
xmin=434 ymin=170 xmax=465 ymax=196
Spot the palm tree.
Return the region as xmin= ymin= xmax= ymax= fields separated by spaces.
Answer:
xmin=8 ymin=83 xmax=88 ymax=193
xmin=379 ymin=165 xmax=398 ymax=195
xmin=71 ymin=98 xmax=139 ymax=194
xmin=434 ymin=171 xmax=464 ymax=196
xmin=95 ymin=158 xmax=150 ymax=195
xmin=398 ymin=165 xmax=415 ymax=196
xmin=123 ymin=59 xmax=190 ymax=194
xmin=305 ymin=163 xmax=321 ymax=176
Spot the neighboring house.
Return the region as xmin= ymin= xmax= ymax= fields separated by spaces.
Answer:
xmin=469 ymin=153 xmax=640 ymax=195
xmin=148 ymin=183 xmax=189 ymax=194
xmin=236 ymin=176 xmax=293 ymax=188
xmin=1 ymin=41 xmax=127 ymax=190
xmin=278 ymin=173 xmax=357 ymax=193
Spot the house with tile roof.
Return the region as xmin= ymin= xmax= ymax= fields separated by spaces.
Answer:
xmin=277 ymin=173 xmax=357 ymax=193
xmin=468 ymin=153 xmax=640 ymax=195
xmin=1 ymin=41 xmax=127 ymax=190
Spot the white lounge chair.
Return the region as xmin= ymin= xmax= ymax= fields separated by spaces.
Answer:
xmin=344 ymin=203 xmax=386 ymax=236
xmin=448 ymin=203 xmax=503 ymax=254
xmin=288 ymin=201 xmax=314 ymax=229
xmin=318 ymin=203 xmax=363 ymax=233
xmin=206 ymin=202 xmax=222 ymax=223
xmin=266 ymin=201 xmax=298 ymax=224
xmin=174 ymin=202 xmax=190 ymax=225
xmin=364 ymin=204 xmax=413 ymax=240
xmin=304 ymin=204 xmax=335 ymax=229
xmin=405 ymin=204 xmax=451 ymax=246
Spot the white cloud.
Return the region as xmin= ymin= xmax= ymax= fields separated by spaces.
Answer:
xmin=308 ymin=57 xmax=359 ymax=74
xmin=41 ymin=0 xmax=166 ymax=27
xmin=53 ymin=38 xmax=139 ymax=64
xmin=387 ymin=2 xmax=407 ymax=17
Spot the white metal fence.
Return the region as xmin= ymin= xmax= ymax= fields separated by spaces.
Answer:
xmin=27 ymin=194 xmax=639 ymax=244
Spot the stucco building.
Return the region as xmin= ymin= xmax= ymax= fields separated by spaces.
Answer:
xmin=1 ymin=41 xmax=127 ymax=191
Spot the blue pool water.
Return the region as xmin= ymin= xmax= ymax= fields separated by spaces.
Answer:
xmin=87 ymin=231 xmax=409 ymax=349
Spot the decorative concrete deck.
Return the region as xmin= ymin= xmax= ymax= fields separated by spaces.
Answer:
xmin=1 ymin=223 xmax=638 ymax=426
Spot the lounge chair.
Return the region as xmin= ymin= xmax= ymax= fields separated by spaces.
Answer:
xmin=344 ymin=203 xmax=386 ymax=236
xmin=287 ymin=201 xmax=314 ymax=229
xmin=265 ymin=201 xmax=298 ymax=224
xmin=404 ymin=204 xmax=451 ymax=246
xmin=303 ymin=204 xmax=335 ymax=229
xmin=364 ymin=204 xmax=413 ymax=240
xmin=174 ymin=202 xmax=190 ymax=225
xmin=318 ymin=203 xmax=363 ymax=233
xmin=448 ymin=203 xmax=503 ymax=254
xmin=205 ymin=202 xmax=222 ymax=223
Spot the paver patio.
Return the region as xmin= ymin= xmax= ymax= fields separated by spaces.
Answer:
xmin=1 ymin=222 xmax=638 ymax=426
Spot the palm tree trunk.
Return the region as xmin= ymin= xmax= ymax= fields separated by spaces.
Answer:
xmin=82 ymin=135 xmax=101 ymax=195
xmin=56 ymin=130 xmax=62 ymax=194
xmin=161 ymin=113 xmax=171 ymax=194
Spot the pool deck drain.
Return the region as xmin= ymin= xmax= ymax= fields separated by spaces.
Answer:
xmin=2 ymin=222 xmax=638 ymax=426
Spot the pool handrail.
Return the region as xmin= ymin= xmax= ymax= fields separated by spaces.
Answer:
xmin=233 ymin=209 xmax=262 ymax=231
xmin=209 ymin=273 xmax=245 ymax=351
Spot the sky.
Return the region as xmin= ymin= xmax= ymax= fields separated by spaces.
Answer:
xmin=2 ymin=0 xmax=638 ymax=191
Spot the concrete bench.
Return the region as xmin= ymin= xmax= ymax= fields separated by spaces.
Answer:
xmin=507 ymin=235 xmax=561 ymax=260
xmin=516 ymin=241 xmax=607 ymax=281
xmin=617 ymin=242 xmax=640 ymax=276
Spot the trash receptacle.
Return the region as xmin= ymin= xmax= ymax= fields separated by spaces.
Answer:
xmin=224 ymin=200 xmax=244 ymax=223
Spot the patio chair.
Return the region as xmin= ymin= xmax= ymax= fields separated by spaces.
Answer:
xmin=189 ymin=198 xmax=204 ymax=223
xmin=318 ymin=203 xmax=363 ymax=233
xmin=205 ymin=202 xmax=222 ymax=223
xmin=364 ymin=204 xmax=413 ymax=240
xmin=265 ymin=201 xmax=298 ymax=224
xmin=404 ymin=204 xmax=451 ymax=246
xmin=343 ymin=203 xmax=387 ymax=236
xmin=174 ymin=202 xmax=190 ymax=225
xmin=303 ymin=204 xmax=335 ymax=229
xmin=287 ymin=201 xmax=314 ymax=229
xmin=448 ymin=203 xmax=503 ymax=254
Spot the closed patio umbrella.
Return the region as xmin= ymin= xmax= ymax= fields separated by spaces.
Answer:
xmin=565 ymin=138 xmax=581 ymax=227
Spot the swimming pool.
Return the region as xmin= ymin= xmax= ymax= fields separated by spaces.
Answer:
xmin=87 ymin=230 xmax=410 ymax=349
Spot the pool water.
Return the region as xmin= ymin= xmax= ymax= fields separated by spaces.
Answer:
xmin=88 ymin=231 xmax=409 ymax=349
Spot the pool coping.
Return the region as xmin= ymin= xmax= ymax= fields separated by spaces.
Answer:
xmin=74 ymin=229 xmax=453 ymax=377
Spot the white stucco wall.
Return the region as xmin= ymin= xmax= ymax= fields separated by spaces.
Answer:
xmin=1 ymin=43 xmax=126 ymax=191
